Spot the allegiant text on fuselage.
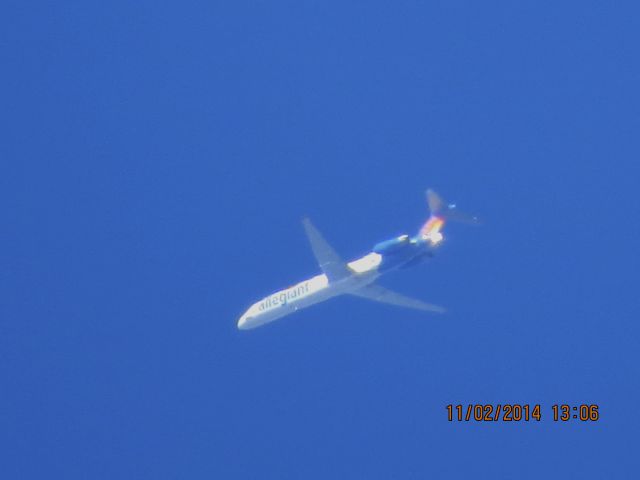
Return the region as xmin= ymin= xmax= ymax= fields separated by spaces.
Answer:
xmin=258 ymin=281 xmax=310 ymax=311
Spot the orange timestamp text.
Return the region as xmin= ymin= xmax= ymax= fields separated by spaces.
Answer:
xmin=446 ymin=404 xmax=600 ymax=422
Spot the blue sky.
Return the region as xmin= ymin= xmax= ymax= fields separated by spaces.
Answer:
xmin=2 ymin=1 xmax=639 ymax=478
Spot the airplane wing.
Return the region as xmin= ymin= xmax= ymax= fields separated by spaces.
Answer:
xmin=302 ymin=217 xmax=351 ymax=282
xmin=348 ymin=283 xmax=446 ymax=313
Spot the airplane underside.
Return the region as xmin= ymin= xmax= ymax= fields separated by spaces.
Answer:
xmin=237 ymin=190 xmax=477 ymax=329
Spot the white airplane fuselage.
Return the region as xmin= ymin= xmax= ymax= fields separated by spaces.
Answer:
xmin=237 ymin=189 xmax=476 ymax=330
xmin=237 ymin=253 xmax=382 ymax=330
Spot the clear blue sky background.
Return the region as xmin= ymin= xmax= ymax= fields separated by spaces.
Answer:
xmin=2 ymin=1 xmax=639 ymax=478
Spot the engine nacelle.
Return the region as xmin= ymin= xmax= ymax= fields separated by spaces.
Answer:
xmin=373 ymin=234 xmax=410 ymax=255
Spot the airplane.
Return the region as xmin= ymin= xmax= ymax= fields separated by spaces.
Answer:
xmin=237 ymin=189 xmax=478 ymax=330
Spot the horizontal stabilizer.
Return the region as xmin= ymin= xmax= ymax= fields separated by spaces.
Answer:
xmin=427 ymin=189 xmax=481 ymax=225
xmin=302 ymin=217 xmax=351 ymax=282
xmin=348 ymin=283 xmax=446 ymax=313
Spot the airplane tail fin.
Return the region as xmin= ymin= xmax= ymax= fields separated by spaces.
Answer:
xmin=426 ymin=189 xmax=481 ymax=225
xmin=418 ymin=189 xmax=480 ymax=243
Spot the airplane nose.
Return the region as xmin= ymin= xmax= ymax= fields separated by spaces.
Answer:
xmin=237 ymin=315 xmax=249 ymax=330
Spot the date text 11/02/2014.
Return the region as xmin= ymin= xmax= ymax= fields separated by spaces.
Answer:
xmin=446 ymin=404 xmax=600 ymax=422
